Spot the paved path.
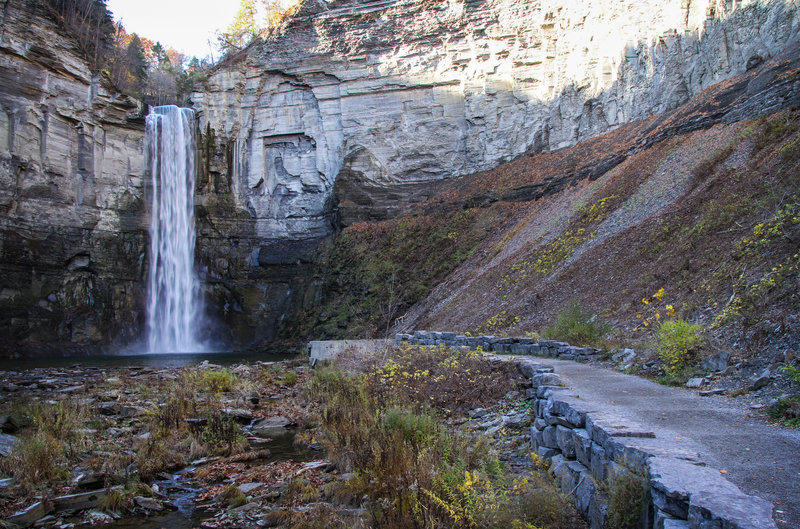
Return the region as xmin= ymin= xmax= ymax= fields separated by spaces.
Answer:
xmin=528 ymin=358 xmax=800 ymax=528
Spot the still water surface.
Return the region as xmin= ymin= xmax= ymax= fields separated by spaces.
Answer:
xmin=0 ymin=351 xmax=299 ymax=371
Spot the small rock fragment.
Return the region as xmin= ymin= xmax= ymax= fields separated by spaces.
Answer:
xmin=685 ymin=378 xmax=704 ymax=389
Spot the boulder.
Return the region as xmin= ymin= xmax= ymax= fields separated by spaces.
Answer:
xmin=701 ymin=352 xmax=731 ymax=372
xmin=223 ymin=408 xmax=255 ymax=424
xmin=749 ymin=368 xmax=771 ymax=391
xmin=0 ymin=415 xmax=20 ymax=433
xmin=250 ymin=416 xmax=295 ymax=436
xmin=134 ymin=496 xmax=165 ymax=511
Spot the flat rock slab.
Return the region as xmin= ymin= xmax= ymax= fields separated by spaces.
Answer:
xmin=509 ymin=356 xmax=800 ymax=529
xmin=7 ymin=500 xmax=53 ymax=527
xmin=0 ymin=432 xmax=19 ymax=456
xmin=53 ymin=489 xmax=108 ymax=512
xmin=250 ymin=416 xmax=295 ymax=436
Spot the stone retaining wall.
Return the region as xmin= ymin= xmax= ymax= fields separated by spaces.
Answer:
xmin=396 ymin=331 xmax=603 ymax=361
xmin=396 ymin=332 xmax=777 ymax=529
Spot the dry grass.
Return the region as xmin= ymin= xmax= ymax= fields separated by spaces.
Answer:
xmin=304 ymin=349 xmax=583 ymax=529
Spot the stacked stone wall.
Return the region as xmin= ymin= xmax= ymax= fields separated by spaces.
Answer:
xmin=395 ymin=331 xmax=777 ymax=529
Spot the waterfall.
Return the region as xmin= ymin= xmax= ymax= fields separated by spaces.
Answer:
xmin=145 ymin=105 xmax=202 ymax=353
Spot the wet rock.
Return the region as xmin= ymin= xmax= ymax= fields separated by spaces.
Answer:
xmin=134 ymin=496 xmax=164 ymax=511
xmin=198 ymin=361 xmax=222 ymax=370
xmin=32 ymin=514 xmax=57 ymax=527
xmin=222 ymin=408 xmax=254 ymax=424
xmin=85 ymin=511 xmax=114 ymax=524
xmin=229 ymin=501 xmax=260 ymax=514
xmin=238 ymin=482 xmax=264 ymax=494
xmin=72 ymin=471 xmax=104 ymax=490
xmin=250 ymin=416 xmax=295 ymax=436
xmin=119 ymin=405 xmax=144 ymax=418
xmin=247 ymin=436 xmax=273 ymax=448
xmin=53 ymin=489 xmax=110 ymax=512
xmin=97 ymin=402 xmax=120 ymax=416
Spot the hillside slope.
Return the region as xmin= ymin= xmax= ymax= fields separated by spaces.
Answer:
xmin=287 ymin=40 xmax=800 ymax=372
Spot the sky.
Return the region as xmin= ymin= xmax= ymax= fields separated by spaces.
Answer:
xmin=105 ymin=0 xmax=241 ymax=59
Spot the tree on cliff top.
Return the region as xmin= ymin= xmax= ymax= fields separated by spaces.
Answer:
xmin=217 ymin=0 xmax=301 ymax=54
xmin=41 ymin=0 xmax=115 ymax=70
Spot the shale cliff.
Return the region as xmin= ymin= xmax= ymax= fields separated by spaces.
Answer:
xmin=2 ymin=0 xmax=800 ymax=354
xmin=196 ymin=0 xmax=799 ymax=229
xmin=0 ymin=0 xmax=146 ymax=354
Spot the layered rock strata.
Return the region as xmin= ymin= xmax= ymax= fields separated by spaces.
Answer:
xmin=0 ymin=1 xmax=319 ymax=354
xmin=195 ymin=0 xmax=800 ymax=228
xmin=0 ymin=0 xmax=147 ymax=354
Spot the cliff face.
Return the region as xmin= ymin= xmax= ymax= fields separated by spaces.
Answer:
xmin=195 ymin=0 xmax=800 ymax=228
xmin=2 ymin=0 xmax=799 ymax=354
xmin=0 ymin=0 xmax=147 ymax=354
xmin=0 ymin=0 xmax=314 ymax=354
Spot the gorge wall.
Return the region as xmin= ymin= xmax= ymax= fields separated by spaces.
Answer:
xmin=0 ymin=0 xmax=147 ymax=354
xmin=195 ymin=0 xmax=800 ymax=230
xmin=0 ymin=0 xmax=316 ymax=354
xmin=2 ymin=0 xmax=800 ymax=354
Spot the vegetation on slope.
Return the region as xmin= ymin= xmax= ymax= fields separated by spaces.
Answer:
xmin=39 ymin=0 xmax=209 ymax=105
xmin=288 ymin=108 xmax=800 ymax=382
xmin=286 ymin=203 xmax=520 ymax=339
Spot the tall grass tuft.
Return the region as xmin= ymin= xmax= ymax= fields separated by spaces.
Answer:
xmin=541 ymin=303 xmax=610 ymax=347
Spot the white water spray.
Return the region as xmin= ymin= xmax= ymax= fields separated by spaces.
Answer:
xmin=145 ymin=105 xmax=202 ymax=353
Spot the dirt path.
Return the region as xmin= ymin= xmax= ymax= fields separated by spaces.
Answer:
xmin=523 ymin=358 xmax=800 ymax=528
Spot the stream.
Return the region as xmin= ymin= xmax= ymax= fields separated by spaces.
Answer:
xmin=109 ymin=433 xmax=315 ymax=529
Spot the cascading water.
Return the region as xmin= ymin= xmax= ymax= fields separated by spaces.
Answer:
xmin=145 ymin=105 xmax=202 ymax=353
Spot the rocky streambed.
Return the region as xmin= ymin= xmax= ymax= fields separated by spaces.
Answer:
xmin=0 ymin=346 xmax=578 ymax=529
xmin=0 ymin=357 xmax=331 ymax=528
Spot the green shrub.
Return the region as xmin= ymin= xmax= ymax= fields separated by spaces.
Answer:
xmin=655 ymin=319 xmax=704 ymax=377
xmin=197 ymin=369 xmax=238 ymax=393
xmin=220 ymin=484 xmax=248 ymax=508
xmin=149 ymin=395 xmax=197 ymax=432
xmin=309 ymin=363 xmax=581 ymax=529
xmin=100 ymin=488 xmax=132 ymax=512
xmin=136 ymin=435 xmax=186 ymax=481
xmin=768 ymin=395 xmax=800 ymax=427
xmin=30 ymin=400 xmax=87 ymax=456
xmin=198 ymin=412 xmax=244 ymax=455
xmin=284 ymin=371 xmax=298 ymax=386
xmin=542 ymin=303 xmax=610 ymax=347
xmin=780 ymin=362 xmax=800 ymax=387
